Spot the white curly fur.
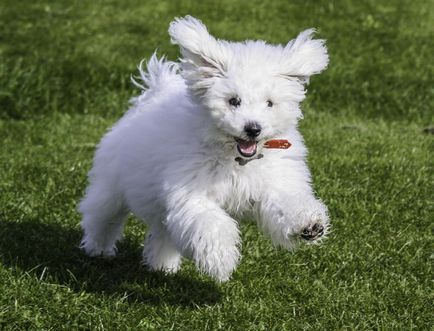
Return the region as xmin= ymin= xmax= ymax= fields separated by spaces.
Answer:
xmin=79 ymin=16 xmax=330 ymax=282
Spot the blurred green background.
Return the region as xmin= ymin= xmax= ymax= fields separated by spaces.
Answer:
xmin=0 ymin=0 xmax=432 ymax=329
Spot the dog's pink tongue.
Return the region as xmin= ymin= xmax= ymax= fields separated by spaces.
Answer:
xmin=238 ymin=140 xmax=257 ymax=154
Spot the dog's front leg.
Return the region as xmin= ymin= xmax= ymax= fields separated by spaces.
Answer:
xmin=255 ymin=185 xmax=330 ymax=249
xmin=164 ymin=195 xmax=241 ymax=282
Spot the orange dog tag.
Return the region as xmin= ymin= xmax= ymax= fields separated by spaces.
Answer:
xmin=263 ymin=139 xmax=291 ymax=149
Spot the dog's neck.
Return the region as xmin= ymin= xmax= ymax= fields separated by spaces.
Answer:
xmin=234 ymin=154 xmax=264 ymax=166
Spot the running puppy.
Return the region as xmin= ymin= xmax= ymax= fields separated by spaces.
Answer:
xmin=79 ymin=16 xmax=330 ymax=281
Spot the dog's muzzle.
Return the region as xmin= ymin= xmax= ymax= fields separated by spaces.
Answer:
xmin=235 ymin=138 xmax=258 ymax=158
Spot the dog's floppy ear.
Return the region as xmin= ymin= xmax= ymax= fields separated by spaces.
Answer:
xmin=169 ymin=16 xmax=228 ymax=94
xmin=281 ymin=29 xmax=328 ymax=84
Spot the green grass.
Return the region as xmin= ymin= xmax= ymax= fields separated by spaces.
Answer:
xmin=0 ymin=0 xmax=433 ymax=329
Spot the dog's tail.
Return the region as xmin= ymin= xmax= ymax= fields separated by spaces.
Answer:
xmin=131 ymin=52 xmax=180 ymax=97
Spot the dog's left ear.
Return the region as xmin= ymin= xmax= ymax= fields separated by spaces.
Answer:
xmin=169 ymin=16 xmax=228 ymax=91
xmin=281 ymin=29 xmax=329 ymax=84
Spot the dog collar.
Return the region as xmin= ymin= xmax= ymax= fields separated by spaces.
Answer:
xmin=263 ymin=139 xmax=292 ymax=149
xmin=235 ymin=139 xmax=291 ymax=166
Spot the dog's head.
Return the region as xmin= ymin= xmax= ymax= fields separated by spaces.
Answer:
xmin=169 ymin=16 xmax=328 ymax=159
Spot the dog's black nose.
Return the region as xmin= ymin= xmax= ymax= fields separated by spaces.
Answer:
xmin=244 ymin=122 xmax=262 ymax=138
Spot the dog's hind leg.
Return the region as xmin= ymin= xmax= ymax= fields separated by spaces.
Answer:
xmin=79 ymin=181 xmax=129 ymax=257
xmin=143 ymin=222 xmax=182 ymax=273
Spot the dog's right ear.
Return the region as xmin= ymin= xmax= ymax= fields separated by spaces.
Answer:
xmin=169 ymin=16 xmax=228 ymax=94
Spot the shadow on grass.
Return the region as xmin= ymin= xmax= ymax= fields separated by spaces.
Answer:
xmin=0 ymin=219 xmax=222 ymax=307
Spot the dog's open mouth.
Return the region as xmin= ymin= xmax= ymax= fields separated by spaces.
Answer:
xmin=235 ymin=138 xmax=257 ymax=157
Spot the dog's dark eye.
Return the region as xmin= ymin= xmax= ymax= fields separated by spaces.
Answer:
xmin=229 ymin=97 xmax=241 ymax=107
xmin=267 ymin=100 xmax=273 ymax=108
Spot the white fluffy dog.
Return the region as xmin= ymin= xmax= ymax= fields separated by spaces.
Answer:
xmin=79 ymin=16 xmax=330 ymax=281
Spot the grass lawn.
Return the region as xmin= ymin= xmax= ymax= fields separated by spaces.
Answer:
xmin=0 ymin=0 xmax=433 ymax=329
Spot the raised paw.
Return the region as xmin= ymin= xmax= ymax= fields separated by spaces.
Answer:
xmin=300 ymin=223 xmax=325 ymax=241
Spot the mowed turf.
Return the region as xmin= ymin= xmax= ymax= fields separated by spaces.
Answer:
xmin=0 ymin=0 xmax=432 ymax=329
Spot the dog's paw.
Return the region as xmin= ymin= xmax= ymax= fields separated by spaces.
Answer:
xmin=298 ymin=209 xmax=330 ymax=243
xmin=194 ymin=243 xmax=240 ymax=282
xmin=80 ymin=238 xmax=117 ymax=258
xmin=189 ymin=231 xmax=240 ymax=282
xmin=301 ymin=223 xmax=325 ymax=241
xmin=145 ymin=259 xmax=182 ymax=274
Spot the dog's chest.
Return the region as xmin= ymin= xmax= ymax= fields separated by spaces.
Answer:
xmin=206 ymin=165 xmax=263 ymax=215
